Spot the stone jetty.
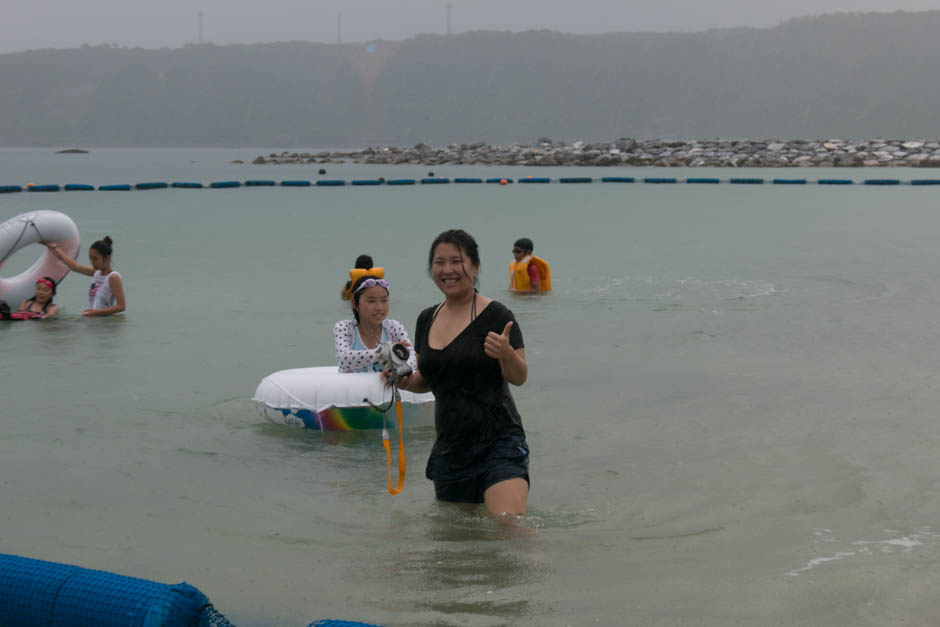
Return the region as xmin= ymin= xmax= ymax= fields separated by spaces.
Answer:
xmin=251 ymin=138 xmax=940 ymax=168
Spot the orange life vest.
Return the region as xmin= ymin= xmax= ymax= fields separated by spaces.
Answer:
xmin=342 ymin=267 xmax=386 ymax=300
xmin=508 ymin=256 xmax=551 ymax=292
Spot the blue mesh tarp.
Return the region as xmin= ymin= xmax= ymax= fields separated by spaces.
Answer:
xmin=0 ymin=553 xmax=218 ymax=626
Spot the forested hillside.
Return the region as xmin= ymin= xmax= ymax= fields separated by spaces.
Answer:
xmin=2 ymin=10 xmax=939 ymax=146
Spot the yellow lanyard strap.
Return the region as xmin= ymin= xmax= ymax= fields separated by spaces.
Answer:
xmin=382 ymin=398 xmax=406 ymax=495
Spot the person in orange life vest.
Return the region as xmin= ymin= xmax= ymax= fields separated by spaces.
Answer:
xmin=341 ymin=254 xmax=385 ymax=300
xmin=508 ymin=238 xmax=552 ymax=293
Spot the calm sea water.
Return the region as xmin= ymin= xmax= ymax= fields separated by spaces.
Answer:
xmin=3 ymin=148 xmax=940 ymax=626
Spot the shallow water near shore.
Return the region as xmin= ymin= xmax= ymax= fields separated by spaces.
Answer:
xmin=4 ymin=148 xmax=940 ymax=626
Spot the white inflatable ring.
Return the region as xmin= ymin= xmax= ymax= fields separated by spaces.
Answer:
xmin=0 ymin=210 xmax=81 ymax=307
xmin=253 ymin=366 xmax=435 ymax=430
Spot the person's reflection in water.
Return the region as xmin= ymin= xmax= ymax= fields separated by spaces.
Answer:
xmin=366 ymin=505 xmax=548 ymax=625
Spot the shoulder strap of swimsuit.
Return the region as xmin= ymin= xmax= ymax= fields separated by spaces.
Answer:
xmin=26 ymin=298 xmax=52 ymax=314
xmin=428 ymin=302 xmax=445 ymax=327
xmin=428 ymin=290 xmax=480 ymax=328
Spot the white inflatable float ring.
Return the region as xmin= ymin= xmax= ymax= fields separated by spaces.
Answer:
xmin=0 ymin=211 xmax=81 ymax=306
xmin=253 ymin=366 xmax=435 ymax=430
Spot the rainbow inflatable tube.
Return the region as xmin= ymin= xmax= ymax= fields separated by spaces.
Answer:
xmin=253 ymin=366 xmax=435 ymax=430
xmin=0 ymin=210 xmax=80 ymax=307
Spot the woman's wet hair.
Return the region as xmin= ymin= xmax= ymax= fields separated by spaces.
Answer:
xmin=427 ymin=229 xmax=480 ymax=286
xmin=350 ymin=274 xmax=386 ymax=323
xmin=90 ymin=235 xmax=114 ymax=258
xmin=354 ymin=254 xmax=373 ymax=269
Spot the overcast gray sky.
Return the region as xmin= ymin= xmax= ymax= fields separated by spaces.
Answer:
xmin=4 ymin=0 xmax=940 ymax=53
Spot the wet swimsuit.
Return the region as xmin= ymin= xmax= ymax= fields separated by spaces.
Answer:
xmin=414 ymin=299 xmax=530 ymax=503
xmin=10 ymin=298 xmax=51 ymax=320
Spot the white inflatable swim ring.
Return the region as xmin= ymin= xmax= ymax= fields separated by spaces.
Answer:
xmin=0 ymin=211 xmax=80 ymax=306
xmin=253 ymin=366 xmax=435 ymax=430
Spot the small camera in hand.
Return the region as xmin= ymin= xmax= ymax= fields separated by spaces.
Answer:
xmin=375 ymin=341 xmax=413 ymax=385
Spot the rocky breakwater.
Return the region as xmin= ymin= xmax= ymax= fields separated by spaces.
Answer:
xmin=251 ymin=138 xmax=940 ymax=168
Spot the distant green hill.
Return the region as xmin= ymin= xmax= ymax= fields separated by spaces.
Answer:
xmin=2 ymin=10 xmax=940 ymax=147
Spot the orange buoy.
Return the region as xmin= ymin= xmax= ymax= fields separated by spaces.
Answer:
xmin=500 ymin=179 xmax=508 ymax=185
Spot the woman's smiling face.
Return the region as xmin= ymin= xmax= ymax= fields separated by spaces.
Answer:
xmin=354 ymin=285 xmax=389 ymax=325
xmin=431 ymin=242 xmax=477 ymax=297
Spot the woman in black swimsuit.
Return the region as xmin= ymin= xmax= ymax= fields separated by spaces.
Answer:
xmin=397 ymin=229 xmax=531 ymax=516
xmin=12 ymin=276 xmax=59 ymax=319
